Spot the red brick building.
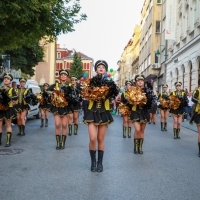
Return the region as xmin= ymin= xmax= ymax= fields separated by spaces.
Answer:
xmin=55 ymin=44 xmax=94 ymax=82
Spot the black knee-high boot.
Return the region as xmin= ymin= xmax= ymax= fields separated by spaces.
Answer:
xmin=198 ymin=143 xmax=200 ymax=157
xmin=45 ymin=118 xmax=48 ymax=127
xmin=0 ymin=132 xmax=2 ymax=145
xmin=128 ymin=127 xmax=131 ymax=138
xmin=21 ymin=125 xmax=25 ymax=136
xmin=60 ymin=135 xmax=66 ymax=149
xmin=138 ymin=138 xmax=144 ymax=154
xmin=134 ymin=139 xmax=139 ymax=154
xmin=123 ymin=126 xmax=126 ymax=138
xmin=164 ymin=122 xmax=167 ymax=131
xmin=173 ymin=128 xmax=177 ymax=139
xmin=68 ymin=124 xmax=72 ymax=136
xmin=161 ymin=122 xmax=164 ymax=131
xmin=40 ymin=119 xmax=44 ymax=127
xmin=17 ymin=125 xmax=22 ymax=136
xmin=97 ymin=150 xmax=104 ymax=172
xmin=5 ymin=132 xmax=12 ymax=147
xmin=177 ymin=129 xmax=180 ymax=139
xmin=56 ymin=135 xmax=60 ymax=150
xmin=74 ymin=124 xmax=78 ymax=135
xmin=89 ymin=150 xmax=96 ymax=172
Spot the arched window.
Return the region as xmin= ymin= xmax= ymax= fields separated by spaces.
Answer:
xmin=176 ymin=68 xmax=179 ymax=81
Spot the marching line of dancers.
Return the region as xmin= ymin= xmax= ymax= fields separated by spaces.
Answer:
xmin=1 ymin=60 xmax=200 ymax=173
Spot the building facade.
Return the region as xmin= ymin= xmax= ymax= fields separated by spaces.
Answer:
xmin=55 ymin=45 xmax=94 ymax=82
xmin=139 ymin=0 xmax=163 ymax=91
xmin=118 ymin=25 xmax=141 ymax=87
xmin=163 ymin=0 xmax=200 ymax=91
xmin=33 ymin=41 xmax=56 ymax=85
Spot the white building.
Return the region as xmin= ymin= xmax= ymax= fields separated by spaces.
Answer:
xmin=160 ymin=0 xmax=200 ymax=91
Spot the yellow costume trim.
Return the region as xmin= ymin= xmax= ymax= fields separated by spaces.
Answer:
xmin=195 ymin=89 xmax=200 ymax=113
xmin=88 ymin=99 xmax=110 ymax=110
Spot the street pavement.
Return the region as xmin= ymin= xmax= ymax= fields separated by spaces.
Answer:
xmin=0 ymin=113 xmax=200 ymax=200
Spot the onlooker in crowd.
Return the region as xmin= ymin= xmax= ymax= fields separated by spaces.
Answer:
xmin=185 ymin=92 xmax=194 ymax=120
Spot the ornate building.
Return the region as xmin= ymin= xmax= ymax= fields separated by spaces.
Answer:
xmin=163 ymin=0 xmax=200 ymax=91
xmin=55 ymin=44 xmax=94 ymax=82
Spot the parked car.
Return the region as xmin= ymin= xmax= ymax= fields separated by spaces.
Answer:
xmin=11 ymin=79 xmax=41 ymax=120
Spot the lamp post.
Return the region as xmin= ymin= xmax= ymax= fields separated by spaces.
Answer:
xmin=155 ymin=44 xmax=168 ymax=84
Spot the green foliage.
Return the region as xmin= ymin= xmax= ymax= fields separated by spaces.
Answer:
xmin=3 ymin=44 xmax=44 ymax=77
xmin=0 ymin=0 xmax=87 ymax=52
xmin=69 ymin=52 xmax=84 ymax=79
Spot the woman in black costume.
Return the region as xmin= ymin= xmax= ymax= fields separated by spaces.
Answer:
xmin=0 ymin=73 xmax=17 ymax=147
xmin=169 ymin=82 xmax=188 ymax=139
xmin=15 ymin=78 xmax=37 ymax=136
xmin=47 ymin=70 xmax=72 ymax=150
xmin=38 ymin=83 xmax=50 ymax=127
xmin=190 ymin=79 xmax=200 ymax=157
xmin=68 ymin=76 xmax=81 ymax=136
xmin=129 ymin=74 xmax=156 ymax=154
xmin=83 ymin=60 xmax=119 ymax=172
xmin=120 ymin=80 xmax=132 ymax=138
xmin=158 ymin=84 xmax=170 ymax=131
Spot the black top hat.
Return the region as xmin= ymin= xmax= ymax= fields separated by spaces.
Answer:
xmin=19 ymin=78 xmax=27 ymax=82
xmin=94 ymin=60 xmax=108 ymax=71
xmin=174 ymin=82 xmax=182 ymax=86
xmin=43 ymin=83 xmax=49 ymax=87
xmin=71 ymin=76 xmax=77 ymax=80
xmin=162 ymin=84 xmax=168 ymax=88
xmin=135 ymin=74 xmax=145 ymax=81
xmin=125 ymin=80 xmax=132 ymax=86
xmin=59 ymin=69 xmax=69 ymax=76
xmin=3 ymin=73 xmax=13 ymax=81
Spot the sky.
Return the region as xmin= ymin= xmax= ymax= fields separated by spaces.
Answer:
xmin=57 ymin=0 xmax=144 ymax=70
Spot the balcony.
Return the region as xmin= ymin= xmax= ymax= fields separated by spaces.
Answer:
xmin=141 ymin=64 xmax=159 ymax=82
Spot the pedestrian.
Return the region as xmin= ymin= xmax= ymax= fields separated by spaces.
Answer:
xmin=82 ymin=60 xmax=119 ymax=172
xmin=0 ymin=73 xmax=18 ymax=147
xmin=169 ymin=82 xmax=188 ymax=139
xmin=119 ymin=80 xmax=132 ymax=138
xmin=69 ymin=76 xmax=82 ymax=135
xmin=15 ymin=78 xmax=37 ymax=136
xmin=129 ymin=75 xmax=156 ymax=154
xmin=184 ymin=92 xmax=194 ymax=120
xmin=47 ymin=69 xmax=73 ymax=150
xmin=190 ymin=79 xmax=200 ymax=157
xmin=158 ymin=84 xmax=170 ymax=131
xmin=38 ymin=83 xmax=51 ymax=127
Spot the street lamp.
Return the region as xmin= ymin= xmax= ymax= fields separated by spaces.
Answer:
xmin=155 ymin=44 xmax=168 ymax=84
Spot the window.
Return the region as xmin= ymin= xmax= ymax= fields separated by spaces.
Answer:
xmin=157 ymin=0 xmax=162 ymax=4
xmin=57 ymin=52 xmax=61 ymax=59
xmin=155 ymin=53 xmax=159 ymax=63
xmin=155 ymin=21 xmax=161 ymax=33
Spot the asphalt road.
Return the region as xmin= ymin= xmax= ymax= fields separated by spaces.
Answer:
xmin=0 ymin=114 xmax=200 ymax=200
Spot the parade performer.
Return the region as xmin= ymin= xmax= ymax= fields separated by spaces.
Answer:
xmin=190 ymin=79 xmax=200 ymax=157
xmin=68 ymin=76 xmax=82 ymax=136
xmin=47 ymin=69 xmax=73 ymax=150
xmin=147 ymin=83 xmax=157 ymax=125
xmin=0 ymin=73 xmax=18 ymax=147
xmin=37 ymin=83 xmax=51 ymax=127
xmin=119 ymin=80 xmax=132 ymax=138
xmin=15 ymin=78 xmax=37 ymax=136
xmin=127 ymin=74 xmax=156 ymax=154
xmin=169 ymin=82 xmax=188 ymax=139
xmin=82 ymin=60 xmax=119 ymax=172
xmin=158 ymin=84 xmax=170 ymax=131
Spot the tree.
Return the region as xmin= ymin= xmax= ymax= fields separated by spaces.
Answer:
xmin=0 ymin=0 xmax=87 ymax=52
xmin=69 ymin=52 xmax=84 ymax=79
xmin=3 ymin=44 xmax=44 ymax=77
